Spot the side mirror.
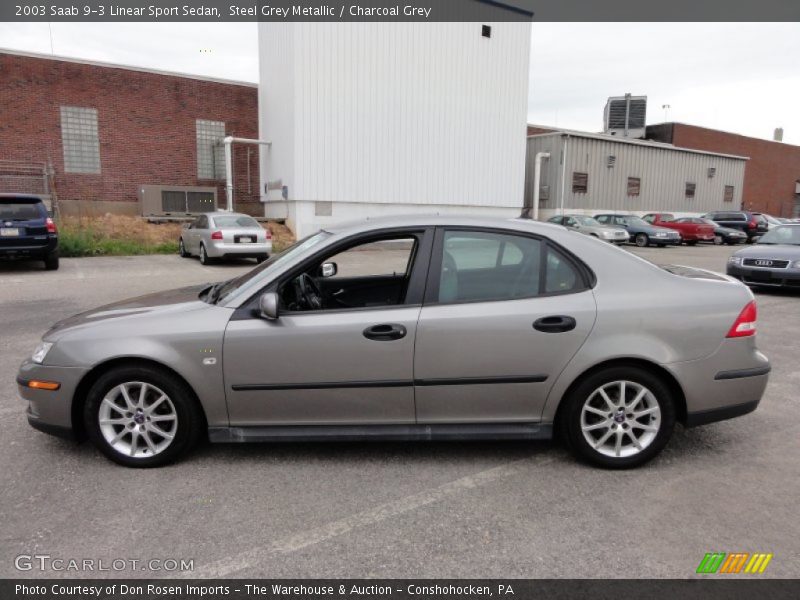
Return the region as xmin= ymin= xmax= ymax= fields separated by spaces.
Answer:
xmin=320 ymin=262 xmax=338 ymax=278
xmin=258 ymin=292 xmax=280 ymax=320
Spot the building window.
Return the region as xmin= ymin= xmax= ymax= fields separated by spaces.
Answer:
xmin=627 ymin=177 xmax=641 ymax=197
xmin=685 ymin=182 xmax=696 ymax=200
xmin=196 ymin=119 xmax=226 ymax=179
xmin=724 ymin=185 xmax=735 ymax=203
xmin=481 ymin=25 xmax=492 ymax=38
xmin=60 ymin=106 xmax=100 ymax=174
xmin=572 ymin=172 xmax=588 ymax=194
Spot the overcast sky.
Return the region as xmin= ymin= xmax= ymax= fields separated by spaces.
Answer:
xmin=1 ymin=22 xmax=798 ymax=144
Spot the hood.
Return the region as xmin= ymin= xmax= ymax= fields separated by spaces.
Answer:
xmin=734 ymin=244 xmax=800 ymax=260
xmin=45 ymin=283 xmax=212 ymax=340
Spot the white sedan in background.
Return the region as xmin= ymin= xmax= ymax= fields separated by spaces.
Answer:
xmin=179 ymin=212 xmax=272 ymax=265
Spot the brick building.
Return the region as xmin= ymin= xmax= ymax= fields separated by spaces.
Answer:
xmin=647 ymin=123 xmax=800 ymax=218
xmin=0 ymin=49 xmax=260 ymax=216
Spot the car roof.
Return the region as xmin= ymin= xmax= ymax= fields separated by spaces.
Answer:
xmin=321 ymin=214 xmax=567 ymax=236
xmin=204 ymin=211 xmax=256 ymax=218
xmin=0 ymin=193 xmax=44 ymax=201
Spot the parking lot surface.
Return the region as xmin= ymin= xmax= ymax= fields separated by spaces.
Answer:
xmin=1 ymin=245 xmax=798 ymax=578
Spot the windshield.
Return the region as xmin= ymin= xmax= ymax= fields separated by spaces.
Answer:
xmin=211 ymin=231 xmax=332 ymax=304
xmin=574 ymin=216 xmax=601 ymax=226
xmin=212 ymin=215 xmax=260 ymax=228
xmin=757 ymin=225 xmax=800 ymax=245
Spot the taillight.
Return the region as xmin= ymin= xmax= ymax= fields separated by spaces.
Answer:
xmin=210 ymin=230 xmax=223 ymax=240
xmin=46 ymin=217 xmax=57 ymax=234
xmin=726 ymin=301 xmax=757 ymax=338
xmin=265 ymin=228 xmax=272 ymax=240
xmin=747 ymin=218 xmax=757 ymax=229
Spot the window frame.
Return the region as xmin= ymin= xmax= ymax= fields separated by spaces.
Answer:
xmin=60 ymin=106 xmax=101 ymax=174
xmin=196 ymin=119 xmax=226 ymax=180
xmin=685 ymin=182 xmax=697 ymax=200
xmin=723 ymin=185 xmax=735 ymax=203
xmin=423 ymin=226 xmax=595 ymax=307
xmin=627 ymin=177 xmax=641 ymax=197
xmin=572 ymin=172 xmax=589 ymax=194
xmin=232 ymin=227 xmax=435 ymax=319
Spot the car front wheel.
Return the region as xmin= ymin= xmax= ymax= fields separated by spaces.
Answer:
xmin=84 ymin=365 xmax=203 ymax=467
xmin=634 ymin=233 xmax=649 ymax=247
xmin=560 ymin=366 xmax=676 ymax=469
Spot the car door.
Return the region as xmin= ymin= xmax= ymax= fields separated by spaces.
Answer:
xmin=413 ymin=228 xmax=596 ymax=423
xmin=193 ymin=215 xmax=208 ymax=253
xmin=222 ymin=229 xmax=433 ymax=426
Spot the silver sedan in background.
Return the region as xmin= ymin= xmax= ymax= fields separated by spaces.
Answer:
xmin=19 ymin=216 xmax=769 ymax=470
xmin=179 ymin=212 xmax=272 ymax=265
xmin=547 ymin=214 xmax=630 ymax=244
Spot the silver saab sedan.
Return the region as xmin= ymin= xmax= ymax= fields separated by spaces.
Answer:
xmin=18 ymin=216 xmax=770 ymax=469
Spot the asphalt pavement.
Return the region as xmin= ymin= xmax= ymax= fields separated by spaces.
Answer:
xmin=1 ymin=245 xmax=798 ymax=579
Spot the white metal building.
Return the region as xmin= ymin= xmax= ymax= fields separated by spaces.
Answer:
xmin=524 ymin=130 xmax=748 ymax=220
xmin=257 ymin=16 xmax=532 ymax=237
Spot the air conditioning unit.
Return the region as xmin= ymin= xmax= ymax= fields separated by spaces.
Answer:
xmin=604 ymin=94 xmax=647 ymax=139
xmin=138 ymin=185 xmax=218 ymax=217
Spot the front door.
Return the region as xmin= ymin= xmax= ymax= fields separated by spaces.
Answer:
xmin=414 ymin=228 xmax=596 ymax=423
xmin=223 ymin=230 xmax=431 ymax=426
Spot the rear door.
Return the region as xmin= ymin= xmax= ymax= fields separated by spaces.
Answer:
xmin=413 ymin=228 xmax=596 ymax=423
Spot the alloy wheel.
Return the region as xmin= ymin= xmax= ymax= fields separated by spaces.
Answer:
xmin=98 ymin=381 xmax=178 ymax=458
xmin=580 ymin=380 xmax=661 ymax=458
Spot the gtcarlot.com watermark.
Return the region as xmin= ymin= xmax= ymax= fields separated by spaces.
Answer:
xmin=14 ymin=554 xmax=194 ymax=572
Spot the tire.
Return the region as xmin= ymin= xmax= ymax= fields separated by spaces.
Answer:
xmin=43 ymin=250 xmax=59 ymax=271
xmin=686 ymin=240 xmax=698 ymax=246
xmin=657 ymin=244 xmax=666 ymax=248
xmin=179 ymin=238 xmax=189 ymax=258
xmin=83 ymin=364 xmax=203 ymax=468
xmin=714 ymin=235 xmax=724 ymax=245
xmin=634 ymin=233 xmax=649 ymax=247
xmin=559 ymin=366 xmax=676 ymax=469
xmin=199 ymin=243 xmax=212 ymax=265
xmin=256 ymin=255 xmax=268 ymax=264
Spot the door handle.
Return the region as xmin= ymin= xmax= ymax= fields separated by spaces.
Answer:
xmin=533 ymin=315 xmax=576 ymax=333
xmin=363 ymin=323 xmax=407 ymax=341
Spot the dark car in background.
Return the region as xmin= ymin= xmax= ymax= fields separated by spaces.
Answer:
xmin=704 ymin=211 xmax=768 ymax=243
xmin=697 ymin=217 xmax=748 ymax=245
xmin=642 ymin=213 xmax=715 ymax=245
xmin=0 ymin=194 xmax=59 ymax=270
xmin=727 ymin=224 xmax=800 ymax=289
xmin=594 ymin=213 xmax=681 ymax=247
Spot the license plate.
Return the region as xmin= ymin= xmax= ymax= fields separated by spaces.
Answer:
xmin=238 ymin=237 xmax=253 ymax=244
xmin=0 ymin=228 xmax=20 ymax=237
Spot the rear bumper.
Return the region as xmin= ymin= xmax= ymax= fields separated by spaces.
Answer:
xmin=0 ymin=236 xmax=57 ymax=259
xmin=727 ymin=265 xmax=800 ymax=288
xmin=685 ymin=399 xmax=760 ymax=428
xmin=206 ymin=241 xmax=272 ymax=258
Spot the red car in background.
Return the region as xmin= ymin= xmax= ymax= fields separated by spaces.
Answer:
xmin=642 ymin=213 xmax=715 ymax=245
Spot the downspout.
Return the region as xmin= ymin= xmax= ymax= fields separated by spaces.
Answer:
xmin=531 ymin=152 xmax=550 ymax=221
xmin=559 ymin=134 xmax=569 ymax=216
xmin=224 ymin=136 xmax=272 ymax=212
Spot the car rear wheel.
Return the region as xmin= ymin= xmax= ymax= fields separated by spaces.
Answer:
xmin=43 ymin=251 xmax=59 ymax=270
xmin=179 ymin=238 xmax=189 ymax=257
xmin=560 ymin=366 xmax=676 ymax=469
xmin=84 ymin=365 xmax=203 ymax=468
xmin=634 ymin=233 xmax=649 ymax=247
xmin=199 ymin=243 xmax=212 ymax=265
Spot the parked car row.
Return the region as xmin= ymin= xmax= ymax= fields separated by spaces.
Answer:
xmin=548 ymin=210 xmax=790 ymax=248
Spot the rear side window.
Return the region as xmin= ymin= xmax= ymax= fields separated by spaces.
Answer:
xmin=434 ymin=230 xmax=586 ymax=304
xmin=0 ymin=202 xmax=43 ymax=221
xmin=595 ymin=215 xmax=609 ymax=224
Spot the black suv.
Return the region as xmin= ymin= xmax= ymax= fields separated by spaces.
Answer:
xmin=703 ymin=210 xmax=769 ymax=242
xmin=0 ymin=194 xmax=59 ymax=270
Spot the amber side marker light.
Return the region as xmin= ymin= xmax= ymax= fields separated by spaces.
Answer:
xmin=25 ymin=380 xmax=61 ymax=391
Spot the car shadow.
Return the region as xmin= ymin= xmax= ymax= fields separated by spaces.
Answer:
xmin=0 ymin=259 xmax=48 ymax=272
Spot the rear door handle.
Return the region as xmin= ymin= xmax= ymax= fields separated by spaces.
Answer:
xmin=533 ymin=315 xmax=576 ymax=333
xmin=363 ymin=323 xmax=407 ymax=341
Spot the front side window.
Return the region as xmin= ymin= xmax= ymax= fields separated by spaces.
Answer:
xmin=434 ymin=231 xmax=586 ymax=304
xmin=60 ymin=106 xmax=100 ymax=174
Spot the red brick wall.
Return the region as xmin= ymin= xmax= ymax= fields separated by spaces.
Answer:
xmin=647 ymin=123 xmax=800 ymax=217
xmin=527 ymin=125 xmax=555 ymax=136
xmin=0 ymin=52 xmax=260 ymax=214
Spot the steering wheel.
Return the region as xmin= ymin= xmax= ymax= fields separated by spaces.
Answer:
xmin=293 ymin=273 xmax=324 ymax=310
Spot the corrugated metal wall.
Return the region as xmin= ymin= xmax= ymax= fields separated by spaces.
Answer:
xmin=525 ymin=134 xmax=746 ymax=216
xmin=260 ymin=22 xmax=531 ymax=209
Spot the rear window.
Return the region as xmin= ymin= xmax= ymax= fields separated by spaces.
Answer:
xmin=714 ymin=212 xmax=746 ymax=221
xmin=0 ymin=201 xmax=44 ymax=221
xmin=212 ymin=215 xmax=260 ymax=228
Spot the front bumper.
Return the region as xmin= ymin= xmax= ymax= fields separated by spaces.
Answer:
xmin=206 ymin=241 xmax=272 ymax=258
xmin=653 ymin=236 xmax=681 ymax=245
xmin=727 ymin=265 xmax=800 ymax=288
xmin=17 ymin=359 xmax=88 ymax=438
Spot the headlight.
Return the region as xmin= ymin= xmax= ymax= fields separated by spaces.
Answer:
xmin=31 ymin=342 xmax=53 ymax=364
xmin=655 ymin=232 xmax=667 ymax=237
xmin=728 ymin=256 xmax=742 ymax=265
xmin=601 ymin=231 xmax=613 ymax=239
xmin=792 ymin=260 xmax=800 ymax=268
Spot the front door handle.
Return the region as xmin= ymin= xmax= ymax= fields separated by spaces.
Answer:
xmin=533 ymin=315 xmax=576 ymax=333
xmin=363 ymin=323 xmax=407 ymax=341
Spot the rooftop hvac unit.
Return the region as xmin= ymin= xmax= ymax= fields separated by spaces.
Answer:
xmin=603 ymin=94 xmax=647 ymax=139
